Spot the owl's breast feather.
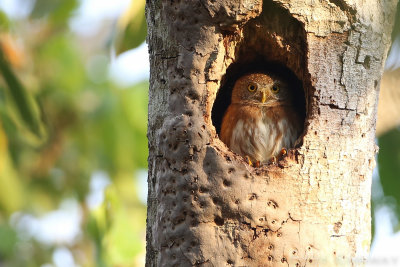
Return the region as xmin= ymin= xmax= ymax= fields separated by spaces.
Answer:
xmin=230 ymin=115 xmax=279 ymax=162
xmin=220 ymin=104 xmax=300 ymax=163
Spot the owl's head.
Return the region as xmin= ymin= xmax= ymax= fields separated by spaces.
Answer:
xmin=231 ymin=72 xmax=292 ymax=106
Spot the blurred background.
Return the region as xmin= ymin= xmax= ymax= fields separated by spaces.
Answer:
xmin=0 ymin=0 xmax=399 ymax=266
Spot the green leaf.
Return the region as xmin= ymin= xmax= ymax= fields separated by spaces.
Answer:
xmin=0 ymin=125 xmax=24 ymax=215
xmin=49 ymin=0 xmax=79 ymax=26
xmin=377 ymin=128 xmax=400 ymax=230
xmin=114 ymin=0 xmax=147 ymax=54
xmin=0 ymin=10 xmax=10 ymax=32
xmin=102 ymin=182 xmax=146 ymax=266
xmin=36 ymin=34 xmax=86 ymax=94
xmin=0 ymin=223 xmax=17 ymax=258
xmin=30 ymin=0 xmax=78 ymax=21
xmin=0 ymin=47 xmax=44 ymax=138
xmin=391 ymin=2 xmax=400 ymax=42
xmin=30 ymin=0 xmax=61 ymax=18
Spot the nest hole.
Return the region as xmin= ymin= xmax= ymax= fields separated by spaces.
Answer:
xmin=212 ymin=61 xmax=306 ymax=134
xmin=211 ymin=1 xmax=309 ymax=161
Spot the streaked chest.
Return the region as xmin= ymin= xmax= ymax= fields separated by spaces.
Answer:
xmin=229 ymin=107 xmax=297 ymax=160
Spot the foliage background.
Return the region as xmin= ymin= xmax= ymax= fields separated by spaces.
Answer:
xmin=0 ymin=0 xmax=399 ymax=266
xmin=0 ymin=0 xmax=148 ymax=266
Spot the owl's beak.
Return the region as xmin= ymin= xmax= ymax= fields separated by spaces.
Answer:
xmin=261 ymin=91 xmax=267 ymax=103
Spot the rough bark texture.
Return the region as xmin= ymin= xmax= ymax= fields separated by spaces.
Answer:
xmin=146 ymin=0 xmax=397 ymax=266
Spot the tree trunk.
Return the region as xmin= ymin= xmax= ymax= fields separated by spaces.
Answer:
xmin=146 ymin=0 xmax=397 ymax=266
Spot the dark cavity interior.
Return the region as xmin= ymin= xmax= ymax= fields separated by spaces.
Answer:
xmin=211 ymin=1 xmax=309 ymax=146
xmin=211 ymin=61 xmax=306 ymax=137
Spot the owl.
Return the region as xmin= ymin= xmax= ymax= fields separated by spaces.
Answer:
xmin=220 ymin=72 xmax=303 ymax=166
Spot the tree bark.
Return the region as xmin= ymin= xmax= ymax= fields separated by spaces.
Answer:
xmin=146 ymin=0 xmax=397 ymax=266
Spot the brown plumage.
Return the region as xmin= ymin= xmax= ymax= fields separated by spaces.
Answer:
xmin=220 ymin=72 xmax=303 ymax=165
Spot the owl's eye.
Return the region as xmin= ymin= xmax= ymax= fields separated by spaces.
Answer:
xmin=247 ymin=83 xmax=257 ymax=92
xmin=271 ymin=84 xmax=280 ymax=93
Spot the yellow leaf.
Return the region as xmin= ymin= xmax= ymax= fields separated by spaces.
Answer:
xmin=0 ymin=124 xmax=24 ymax=215
xmin=114 ymin=0 xmax=147 ymax=54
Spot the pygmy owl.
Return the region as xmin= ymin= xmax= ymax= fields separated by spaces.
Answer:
xmin=220 ymin=72 xmax=303 ymax=165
